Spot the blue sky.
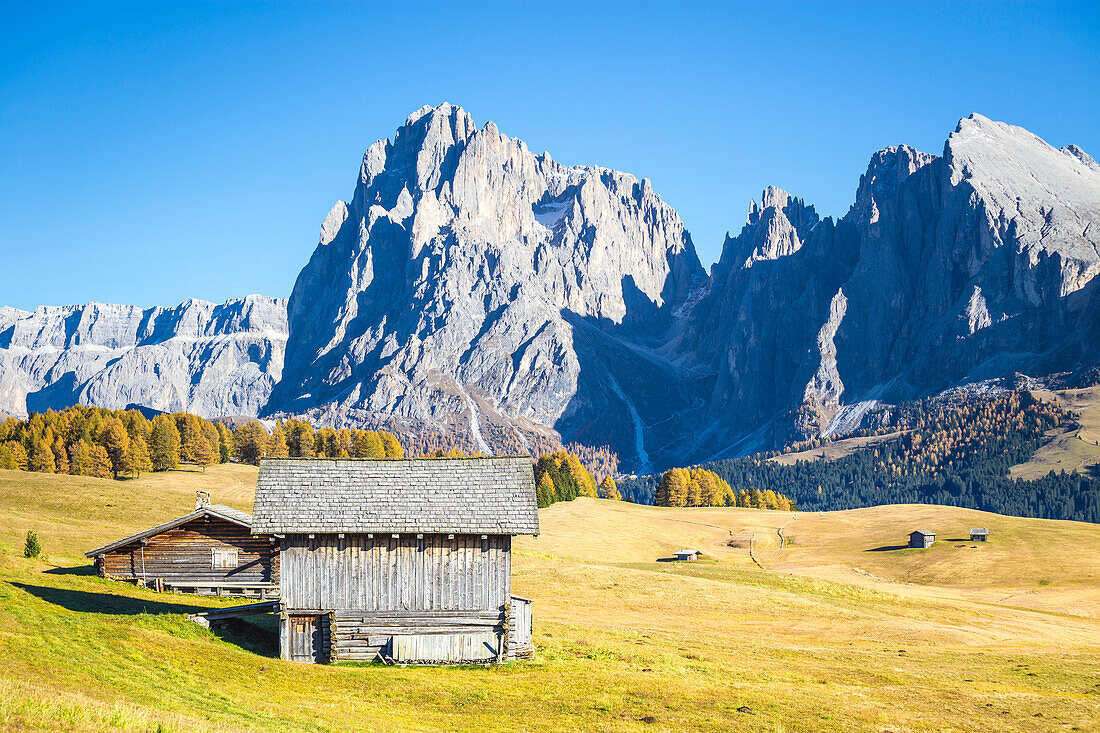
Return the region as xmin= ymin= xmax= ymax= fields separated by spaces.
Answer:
xmin=1 ymin=1 xmax=1098 ymax=310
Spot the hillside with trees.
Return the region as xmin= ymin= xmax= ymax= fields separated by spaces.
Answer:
xmin=0 ymin=407 xmax=404 ymax=479
xmin=622 ymin=391 xmax=1100 ymax=522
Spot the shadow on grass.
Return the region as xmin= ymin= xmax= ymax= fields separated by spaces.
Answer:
xmin=43 ymin=565 xmax=96 ymax=576
xmin=11 ymin=582 xmax=206 ymax=615
xmin=865 ymin=545 xmax=910 ymax=552
xmin=10 ymin=582 xmax=278 ymax=657
xmin=210 ymin=615 xmax=279 ymax=658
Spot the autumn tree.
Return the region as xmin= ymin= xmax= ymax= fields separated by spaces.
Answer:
xmin=127 ymin=434 xmax=153 ymax=477
xmin=103 ymin=418 xmax=131 ymax=478
xmin=192 ymin=434 xmax=216 ymax=473
xmin=28 ymin=438 xmax=56 ymax=473
xmin=52 ymin=435 xmax=69 ymax=474
xmin=285 ymin=419 xmax=314 ymax=458
xmin=380 ymin=432 xmax=404 ymax=459
xmin=234 ymin=421 xmax=269 ymax=465
xmin=655 ymin=468 xmax=690 ymax=507
xmin=5 ymin=441 xmax=28 ymax=471
xmin=268 ymin=423 xmax=290 ymax=458
xmin=149 ymin=415 xmax=181 ymax=471
xmin=598 ymin=475 xmax=622 ymax=501
xmin=536 ymin=472 xmax=556 ymax=508
xmin=355 ymin=430 xmax=384 ymax=459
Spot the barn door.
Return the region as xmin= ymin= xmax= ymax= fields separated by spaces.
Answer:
xmin=288 ymin=615 xmax=323 ymax=663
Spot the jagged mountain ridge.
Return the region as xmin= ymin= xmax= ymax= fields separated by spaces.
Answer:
xmin=0 ymin=296 xmax=286 ymax=418
xmin=265 ymin=103 xmax=706 ymax=469
xmin=682 ymin=114 xmax=1100 ymax=462
xmin=2 ymin=107 xmax=1098 ymax=473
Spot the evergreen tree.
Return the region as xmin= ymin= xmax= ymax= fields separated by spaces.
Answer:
xmin=23 ymin=530 xmax=41 ymax=559
xmin=149 ymin=415 xmax=181 ymax=471
xmin=565 ymin=453 xmax=597 ymax=498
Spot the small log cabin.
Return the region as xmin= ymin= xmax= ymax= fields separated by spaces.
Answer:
xmin=970 ymin=528 xmax=989 ymax=541
xmin=252 ymin=457 xmax=539 ymax=664
xmin=674 ymin=549 xmax=701 ymax=561
xmin=909 ymin=530 xmax=936 ymax=549
xmin=85 ymin=492 xmax=279 ymax=597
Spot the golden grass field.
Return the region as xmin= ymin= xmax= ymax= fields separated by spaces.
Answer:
xmin=1 ymin=465 xmax=1099 ymax=732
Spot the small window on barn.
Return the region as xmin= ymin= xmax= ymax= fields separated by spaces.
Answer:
xmin=211 ymin=548 xmax=239 ymax=569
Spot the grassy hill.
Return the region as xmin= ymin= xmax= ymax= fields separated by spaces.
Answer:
xmin=1011 ymin=387 xmax=1100 ymax=480
xmin=1 ymin=466 xmax=1099 ymax=731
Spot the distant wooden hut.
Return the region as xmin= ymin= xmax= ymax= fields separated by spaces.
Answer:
xmin=908 ymin=530 xmax=936 ymax=549
xmin=674 ymin=549 xmax=701 ymax=561
xmin=252 ymin=457 xmax=540 ymax=664
xmin=970 ymin=528 xmax=989 ymax=542
xmin=85 ymin=492 xmax=279 ymax=597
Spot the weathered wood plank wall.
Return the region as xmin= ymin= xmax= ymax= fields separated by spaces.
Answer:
xmin=281 ymin=533 xmax=510 ymax=612
xmin=99 ymin=517 xmax=279 ymax=585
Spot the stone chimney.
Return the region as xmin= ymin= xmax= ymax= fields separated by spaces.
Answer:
xmin=195 ymin=491 xmax=211 ymax=510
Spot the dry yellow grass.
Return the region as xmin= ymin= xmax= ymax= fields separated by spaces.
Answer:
xmin=1 ymin=467 xmax=1099 ymax=731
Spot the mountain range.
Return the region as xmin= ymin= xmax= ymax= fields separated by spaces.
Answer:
xmin=2 ymin=105 xmax=1098 ymax=472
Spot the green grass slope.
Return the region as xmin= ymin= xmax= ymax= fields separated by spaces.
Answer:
xmin=1 ymin=468 xmax=1099 ymax=731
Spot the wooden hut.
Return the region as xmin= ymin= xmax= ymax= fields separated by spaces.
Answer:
xmin=674 ymin=549 xmax=701 ymax=561
xmin=252 ymin=457 xmax=540 ymax=664
xmin=908 ymin=530 xmax=936 ymax=549
xmin=85 ymin=492 xmax=279 ymax=596
xmin=970 ymin=528 xmax=989 ymax=542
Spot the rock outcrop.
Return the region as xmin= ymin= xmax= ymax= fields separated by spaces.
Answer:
xmin=0 ymin=296 xmax=286 ymax=418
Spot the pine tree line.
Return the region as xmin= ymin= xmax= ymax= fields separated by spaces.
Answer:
xmin=620 ymin=391 xmax=1100 ymax=522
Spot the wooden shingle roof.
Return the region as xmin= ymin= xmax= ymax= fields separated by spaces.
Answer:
xmin=84 ymin=504 xmax=252 ymax=557
xmin=251 ymin=457 xmax=539 ymax=536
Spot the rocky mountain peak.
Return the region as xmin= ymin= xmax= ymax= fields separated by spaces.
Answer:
xmin=730 ymin=186 xmax=820 ymax=268
xmin=266 ymin=104 xmax=705 ymax=464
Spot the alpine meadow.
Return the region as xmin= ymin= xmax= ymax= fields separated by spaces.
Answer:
xmin=2 ymin=2 xmax=1100 ymax=731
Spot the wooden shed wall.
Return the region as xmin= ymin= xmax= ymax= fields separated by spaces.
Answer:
xmin=280 ymin=533 xmax=510 ymax=612
xmin=98 ymin=517 xmax=279 ymax=584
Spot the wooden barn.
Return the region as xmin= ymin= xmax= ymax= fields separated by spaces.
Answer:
xmin=909 ymin=530 xmax=936 ymax=549
xmin=252 ymin=457 xmax=539 ymax=665
xmin=970 ymin=528 xmax=990 ymax=542
xmin=85 ymin=492 xmax=279 ymax=597
xmin=674 ymin=549 xmax=701 ymax=561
